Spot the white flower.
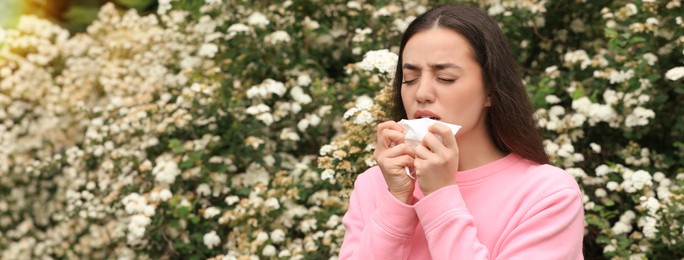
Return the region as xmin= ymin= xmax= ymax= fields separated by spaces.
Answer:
xmin=203 ymin=230 xmax=221 ymax=249
xmin=347 ymin=1 xmax=361 ymax=9
xmin=319 ymin=144 xmax=335 ymax=156
xmin=205 ymin=0 xmax=221 ymax=4
xmin=545 ymin=95 xmax=561 ymax=104
xmin=245 ymin=104 xmax=270 ymax=115
xmin=247 ymin=12 xmax=269 ymax=27
xmin=122 ymin=193 xmax=154 ymax=216
xmin=265 ymin=31 xmax=291 ymax=45
xmin=653 ymin=172 xmax=665 ymax=182
xmin=488 ymin=4 xmax=505 ymax=16
xmin=127 ymin=214 xmax=152 ymax=244
xmin=393 ymin=16 xmax=415 ymax=33
xmin=625 ymin=107 xmax=655 ymax=127
xmin=355 ymin=95 xmax=374 ymax=110
xmin=612 ymin=222 xmax=632 ymax=235
xmin=563 ymin=50 xmax=590 ymax=69
xmin=159 ymin=189 xmax=173 ymax=201
xmin=641 ymin=216 xmax=658 ymax=239
xmin=197 ymin=183 xmax=211 ymax=196
xmin=641 ymin=196 xmax=660 ymax=215
xmin=590 ymin=143 xmax=601 ymax=153
xmin=279 ymin=128 xmax=300 ymax=141
xmin=321 ymin=169 xmax=335 ymax=181
xmin=256 ymin=231 xmax=269 ymax=243
xmin=297 ymin=74 xmax=312 ymax=86
xmin=606 ymin=181 xmax=619 ymax=191
xmin=228 ymin=23 xmax=250 ymax=33
xmin=203 ymin=207 xmax=221 ymax=219
xmin=262 ymin=244 xmax=277 ymax=256
xmin=302 ymin=16 xmax=319 ymax=30
xmin=595 ymin=164 xmax=611 ymax=176
xmin=278 ymin=250 xmax=292 ymax=258
xmin=246 ymin=79 xmax=286 ymax=99
xmin=256 ymin=113 xmax=274 ymax=126
xmin=625 ymin=3 xmax=638 ymax=16
xmin=227 ymin=23 xmax=251 ymax=39
xmin=603 ymin=245 xmax=616 ymax=253
xmin=357 ymin=49 xmax=398 ymax=75
xmin=353 ymin=110 xmax=374 ymax=125
xmin=290 ymin=86 xmax=312 ymax=104
xmin=326 ymin=214 xmax=341 ymax=228
xmin=608 ymin=69 xmax=634 ymax=84
xmin=264 ymin=197 xmax=280 ymax=210
xmin=152 ymin=155 xmax=181 ymax=185
xmin=642 ymin=53 xmax=658 ymax=66
xmin=198 ymin=43 xmax=219 ymax=58
xmin=622 ymin=169 xmax=653 ymax=193
xmin=157 ymin=0 xmax=172 ymax=14
xmin=270 ymin=229 xmax=286 ymax=244
xmin=665 ymin=66 xmax=684 ymax=81
xmin=352 ymin=27 xmax=372 ymax=42
xmin=225 ymin=195 xmax=240 ymax=206
xmin=595 ymin=188 xmax=607 ymax=198
xmin=602 ymin=89 xmax=619 ymax=106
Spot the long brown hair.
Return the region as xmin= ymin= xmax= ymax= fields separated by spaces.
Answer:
xmin=391 ymin=3 xmax=550 ymax=165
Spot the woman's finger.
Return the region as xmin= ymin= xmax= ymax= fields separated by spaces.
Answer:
xmin=382 ymin=143 xmax=416 ymax=158
xmin=382 ymin=128 xmax=406 ymax=147
xmin=414 ymin=143 xmax=432 ymax=160
xmin=428 ymin=123 xmax=457 ymax=148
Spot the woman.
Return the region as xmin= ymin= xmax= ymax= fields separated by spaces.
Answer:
xmin=339 ymin=3 xmax=584 ymax=259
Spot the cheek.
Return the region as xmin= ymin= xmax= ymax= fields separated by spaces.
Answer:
xmin=400 ymin=89 xmax=410 ymax=107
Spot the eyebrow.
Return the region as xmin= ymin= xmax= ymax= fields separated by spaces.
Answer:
xmin=402 ymin=62 xmax=463 ymax=71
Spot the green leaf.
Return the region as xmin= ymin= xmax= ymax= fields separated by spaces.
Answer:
xmin=190 ymin=215 xmax=200 ymax=224
xmin=629 ymin=36 xmax=646 ymax=44
xmin=177 ymin=206 xmax=191 ymax=218
xmin=64 ymin=6 xmax=99 ymax=26
xmin=115 ymin=0 xmax=156 ymax=9
xmin=169 ymin=139 xmax=184 ymax=153
xmin=571 ymin=87 xmax=585 ymax=100
xmin=604 ymin=28 xmax=618 ymax=38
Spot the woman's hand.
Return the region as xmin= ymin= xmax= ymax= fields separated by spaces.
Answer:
xmin=414 ymin=123 xmax=460 ymax=196
xmin=373 ymin=121 xmax=416 ymax=204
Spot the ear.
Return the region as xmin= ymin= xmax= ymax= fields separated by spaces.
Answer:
xmin=484 ymin=95 xmax=492 ymax=107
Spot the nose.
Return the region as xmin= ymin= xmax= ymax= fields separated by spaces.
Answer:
xmin=414 ymin=77 xmax=435 ymax=104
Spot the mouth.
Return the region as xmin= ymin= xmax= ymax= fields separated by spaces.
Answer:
xmin=413 ymin=110 xmax=441 ymax=121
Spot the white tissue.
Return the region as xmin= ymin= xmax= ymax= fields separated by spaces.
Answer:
xmin=398 ymin=118 xmax=461 ymax=147
xmin=398 ymin=118 xmax=461 ymax=180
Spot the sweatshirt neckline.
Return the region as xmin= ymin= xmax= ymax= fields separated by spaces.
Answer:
xmin=455 ymin=153 xmax=522 ymax=185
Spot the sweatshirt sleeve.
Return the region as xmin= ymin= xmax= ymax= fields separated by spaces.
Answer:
xmin=413 ymin=185 xmax=490 ymax=259
xmin=413 ymin=185 xmax=584 ymax=259
xmin=338 ymin=171 xmax=420 ymax=260
xmin=494 ymin=188 xmax=584 ymax=259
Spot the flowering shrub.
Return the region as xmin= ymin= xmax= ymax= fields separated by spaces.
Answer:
xmin=0 ymin=0 xmax=683 ymax=259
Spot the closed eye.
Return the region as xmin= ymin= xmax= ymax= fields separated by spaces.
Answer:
xmin=438 ymin=78 xmax=456 ymax=83
xmin=402 ymin=79 xmax=417 ymax=85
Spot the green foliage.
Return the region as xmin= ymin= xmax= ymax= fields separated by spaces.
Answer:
xmin=0 ymin=0 xmax=683 ymax=259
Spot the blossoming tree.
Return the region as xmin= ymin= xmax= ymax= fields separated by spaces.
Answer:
xmin=0 ymin=0 xmax=683 ymax=259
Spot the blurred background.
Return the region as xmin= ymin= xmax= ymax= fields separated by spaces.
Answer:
xmin=0 ymin=0 xmax=157 ymax=32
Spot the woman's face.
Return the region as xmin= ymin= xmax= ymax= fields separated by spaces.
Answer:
xmin=401 ymin=27 xmax=490 ymax=137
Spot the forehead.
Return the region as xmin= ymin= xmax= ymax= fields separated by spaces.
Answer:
xmin=402 ymin=28 xmax=475 ymax=65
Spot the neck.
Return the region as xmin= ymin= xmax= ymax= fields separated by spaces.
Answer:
xmin=456 ymin=127 xmax=506 ymax=171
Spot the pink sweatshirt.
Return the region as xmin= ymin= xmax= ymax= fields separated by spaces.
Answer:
xmin=339 ymin=154 xmax=584 ymax=259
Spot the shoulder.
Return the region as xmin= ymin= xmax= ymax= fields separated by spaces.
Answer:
xmin=505 ymin=156 xmax=581 ymax=200
xmin=526 ymin=163 xmax=581 ymax=192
